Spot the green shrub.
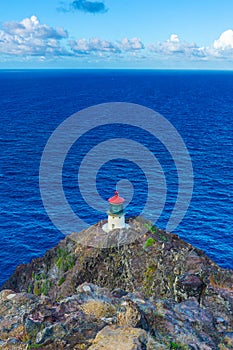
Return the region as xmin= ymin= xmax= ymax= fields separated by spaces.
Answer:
xmin=144 ymin=237 xmax=156 ymax=248
xmin=28 ymin=343 xmax=45 ymax=349
xmin=41 ymin=280 xmax=51 ymax=295
xmin=144 ymin=223 xmax=157 ymax=233
xmin=33 ymin=281 xmax=41 ymax=296
xmin=58 ymin=276 xmax=66 ymax=286
xmin=170 ymin=341 xmax=187 ymax=350
xmin=56 ymin=247 xmax=76 ymax=272
xmin=158 ymin=233 xmax=168 ymax=242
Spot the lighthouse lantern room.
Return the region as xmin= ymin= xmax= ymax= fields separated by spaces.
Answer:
xmin=102 ymin=191 xmax=126 ymax=232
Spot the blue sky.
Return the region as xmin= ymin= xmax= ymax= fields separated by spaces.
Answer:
xmin=1 ymin=0 xmax=233 ymax=68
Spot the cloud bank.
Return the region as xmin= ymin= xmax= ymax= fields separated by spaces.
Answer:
xmin=1 ymin=16 xmax=233 ymax=64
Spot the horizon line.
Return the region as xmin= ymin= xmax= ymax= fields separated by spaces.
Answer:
xmin=1 ymin=67 xmax=233 ymax=72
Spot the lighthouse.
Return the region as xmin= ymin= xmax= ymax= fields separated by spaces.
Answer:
xmin=102 ymin=191 xmax=127 ymax=232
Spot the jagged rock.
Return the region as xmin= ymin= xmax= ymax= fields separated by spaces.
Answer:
xmin=36 ymin=323 xmax=67 ymax=344
xmin=112 ymin=288 xmax=128 ymax=298
xmin=175 ymin=273 xmax=206 ymax=302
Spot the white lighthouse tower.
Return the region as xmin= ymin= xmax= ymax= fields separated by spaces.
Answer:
xmin=102 ymin=191 xmax=126 ymax=232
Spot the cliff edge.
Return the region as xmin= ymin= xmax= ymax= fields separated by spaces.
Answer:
xmin=0 ymin=217 xmax=232 ymax=349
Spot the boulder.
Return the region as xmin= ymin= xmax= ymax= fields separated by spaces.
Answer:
xmin=89 ymin=326 xmax=147 ymax=350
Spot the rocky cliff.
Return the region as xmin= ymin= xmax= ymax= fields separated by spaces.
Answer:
xmin=0 ymin=217 xmax=232 ymax=349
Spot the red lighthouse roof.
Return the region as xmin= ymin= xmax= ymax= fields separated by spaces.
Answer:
xmin=108 ymin=191 xmax=125 ymax=204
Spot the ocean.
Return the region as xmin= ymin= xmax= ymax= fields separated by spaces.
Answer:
xmin=0 ymin=69 xmax=232 ymax=287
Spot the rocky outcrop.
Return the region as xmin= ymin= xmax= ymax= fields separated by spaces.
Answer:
xmin=0 ymin=218 xmax=232 ymax=349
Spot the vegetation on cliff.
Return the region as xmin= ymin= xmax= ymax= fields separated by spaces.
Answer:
xmin=0 ymin=218 xmax=232 ymax=349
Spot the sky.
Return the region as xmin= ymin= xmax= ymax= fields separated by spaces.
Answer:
xmin=1 ymin=0 xmax=233 ymax=69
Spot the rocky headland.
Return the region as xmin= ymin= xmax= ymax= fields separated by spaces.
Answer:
xmin=0 ymin=217 xmax=232 ymax=349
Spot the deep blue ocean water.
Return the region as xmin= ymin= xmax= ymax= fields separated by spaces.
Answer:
xmin=0 ymin=70 xmax=233 ymax=287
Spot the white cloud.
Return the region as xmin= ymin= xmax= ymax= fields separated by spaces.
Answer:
xmin=213 ymin=29 xmax=233 ymax=50
xmin=69 ymin=37 xmax=120 ymax=54
xmin=3 ymin=15 xmax=68 ymax=39
xmin=69 ymin=37 xmax=144 ymax=55
xmin=170 ymin=34 xmax=179 ymax=43
xmin=0 ymin=16 xmax=68 ymax=56
xmin=148 ymin=30 xmax=233 ymax=61
xmin=199 ymin=30 xmax=233 ymax=59
xmin=149 ymin=34 xmax=201 ymax=57
xmin=119 ymin=37 xmax=144 ymax=51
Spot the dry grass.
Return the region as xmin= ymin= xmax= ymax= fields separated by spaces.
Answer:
xmin=117 ymin=303 xmax=141 ymax=327
xmin=209 ymin=275 xmax=233 ymax=292
xmin=81 ymin=299 xmax=117 ymax=319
